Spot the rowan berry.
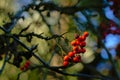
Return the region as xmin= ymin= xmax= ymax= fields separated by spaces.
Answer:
xmin=72 ymin=56 xmax=81 ymax=63
xmin=63 ymin=61 xmax=69 ymax=67
xmin=25 ymin=61 xmax=30 ymax=65
xmin=78 ymin=36 xmax=86 ymax=42
xmin=73 ymin=46 xmax=80 ymax=53
xmin=76 ymin=48 xmax=82 ymax=53
xmin=63 ymin=55 xmax=69 ymax=61
xmin=81 ymin=48 xmax=86 ymax=53
xmin=20 ymin=66 xmax=25 ymax=71
xmin=63 ymin=32 xmax=88 ymax=67
xmin=116 ymin=29 xmax=120 ymax=34
xmin=73 ymin=46 xmax=77 ymax=51
xmin=71 ymin=40 xmax=77 ymax=46
xmin=83 ymin=31 xmax=89 ymax=37
xmin=79 ymin=41 xmax=86 ymax=47
xmin=68 ymin=51 xmax=75 ymax=57
xmin=75 ymin=40 xmax=80 ymax=45
xmin=20 ymin=60 xmax=30 ymax=71
xmin=24 ymin=63 xmax=29 ymax=69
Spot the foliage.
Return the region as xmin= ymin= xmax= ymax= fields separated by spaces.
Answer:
xmin=0 ymin=0 xmax=120 ymax=80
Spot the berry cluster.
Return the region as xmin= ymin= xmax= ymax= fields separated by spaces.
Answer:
xmin=100 ymin=20 xmax=120 ymax=38
xmin=107 ymin=0 xmax=120 ymax=17
xmin=20 ymin=60 xmax=30 ymax=71
xmin=63 ymin=31 xmax=89 ymax=67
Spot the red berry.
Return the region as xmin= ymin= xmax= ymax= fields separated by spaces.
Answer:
xmin=116 ymin=29 xmax=120 ymax=34
xmin=72 ymin=56 xmax=81 ymax=63
xmin=73 ymin=46 xmax=77 ymax=51
xmin=68 ymin=51 xmax=75 ymax=57
xmin=110 ymin=30 xmax=116 ymax=34
xmin=71 ymin=40 xmax=77 ymax=46
xmin=73 ymin=46 xmax=79 ymax=51
xmin=20 ymin=66 xmax=25 ymax=71
xmin=63 ymin=61 xmax=69 ymax=67
xmin=81 ymin=48 xmax=86 ymax=53
xmin=76 ymin=48 xmax=82 ymax=53
xmin=24 ymin=63 xmax=29 ymax=69
xmin=75 ymin=40 xmax=80 ymax=45
xmin=110 ymin=20 xmax=116 ymax=27
xmin=78 ymin=36 xmax=86 ymax=42
xmin=73 ymin=46 xmax=82 ymax=53
xmin=25 ymin=61 xmax=30 ymax=66
xmin=79 ymin=41 xmax=86 ymax=47
xmin=83 ymin=31 xmax=89 ymax=37
xmin=63 ymin=55 xmax=69 ymax=61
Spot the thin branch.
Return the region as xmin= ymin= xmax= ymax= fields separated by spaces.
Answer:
xmin=101 ymin=42 xmax=120 ymax=80
xmin=0 ymin=27 xmax=8 ymax=33
xmin=19 ymin=23 xmax=31 ymax=35
xmin=17 ymin=65 xmax=44 ymax=80
xmin=0 ymin=52 xmax=8 ymax=74
xmin=0 ymin=37 xmax=10 ymax=74
xmin=32 ymin=53 xmax=111 ymax=80
xmin=17 ymin=69 xmax=30 ymax=80
xmin=38 ymin=10 xmax=54 ymax=34
xmin=81 ymin=11 xmax=120 ymax=80
xmin=2 ymin=26 xmax=111 ymax=80
xmin=13 ymin=32 xmax=67 ymax=40
xmin=36 ymin=2 xmax=108 ymax=15
xmin=13 ymin=38 xmax=108 ymax=80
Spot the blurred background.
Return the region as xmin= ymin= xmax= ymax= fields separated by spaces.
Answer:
xmin=0 ymin=0 xmax=120 ymax=80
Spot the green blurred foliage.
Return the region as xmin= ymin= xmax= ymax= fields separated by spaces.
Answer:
xmin=0 ymin=0 xmax=119 ymax=80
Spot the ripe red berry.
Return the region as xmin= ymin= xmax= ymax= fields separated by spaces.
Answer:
xmin=77 ymin=48 xmax=82 ymax=53
xmin=20 ymin=66 xmax=25 ymax=71
xmin=73 ymin=46 xmax=77 ymax=51
xmin=78 ymin=36 xmax=86 ymax=42
xmin=73 ymin=46 xmax=82 ymax=53
xmin=63 ymin=55 xmax=69 ymax=61
xmin=24 ymin=63 xmax=29 ymax=69
xmin=81 ymin=48 xmax=86 ymax=53
xmin=72 ymin=56 xmax=81 ymax=63
xmin=75 ymin=40 xmax=80 ymax=45
xmin=71 ymin=40 xmax=79 ymax=46
xmin=73 ymin=46 xmax=79 ymax=51
xmin=83 ymin=31 xmax=89 ymax=37
xmin=71 ymin=40 xmax=77 ymax=46
xmin=25 ymin=61 xmax=30 ymax=65
xmin=81 ymin=36 xmax=86 ymax=41
xmin=79 ymin=41 xmax=86 ymax=47
xmin=116 ymin=29 xmax=120 ymax=34
xmin=68 ymin=51 xmax=75 ymax=57
xmin=63 ymin=33 xmax=88 ymax=65
xmin=63 ymin=61 xmax=69 ymax=67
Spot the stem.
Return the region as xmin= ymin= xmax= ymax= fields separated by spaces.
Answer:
xmin=33 ymin=53 xmax=111 ymax=80
xmin=81 ymin=10 xmax=120 ymax=80
xmin=102 ymin=42 xmax=120 ymax=80
xmin=0 ymin=35 xmax=10 ymax=74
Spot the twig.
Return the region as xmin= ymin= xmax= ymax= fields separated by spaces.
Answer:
xmin=10 ymin=37 xmax=106 ymax=80
xmin=33 ymin=53 xmax=111 ymax=80
xmin=0 ymin=52 xmax=8 ymax=74
xmin=101 ymin=42 xmax=120 ymax=80
xmin=1 ymin=25 xmax=111 ymax=80
xmin=0 ymin=37 xmax=10 ymax=74
xmin=13 ymin=32 xmax=67 ymax=40
xmin=81 ymin=11 xmax=120 ymax=80
xmin=35 ymin=2 xmax=108 ymax=15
